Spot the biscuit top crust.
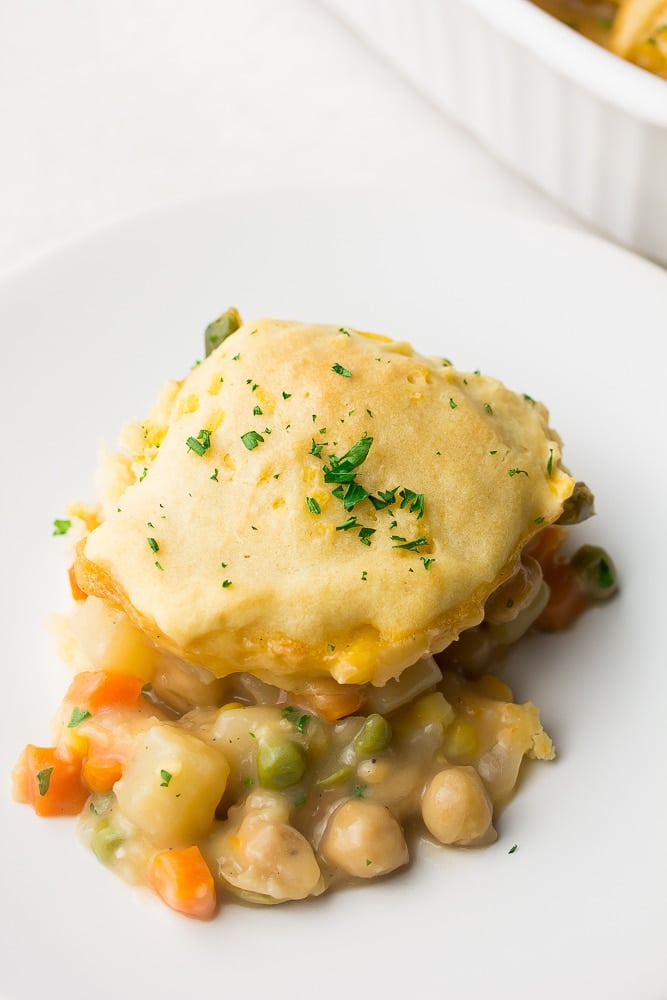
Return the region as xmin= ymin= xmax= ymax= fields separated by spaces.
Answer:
xmin=77 ymin=319 xmax=573 ymax=686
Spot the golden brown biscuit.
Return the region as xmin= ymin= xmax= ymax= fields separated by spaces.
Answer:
xmin=75 ymin=318 xmax=574 ymax=687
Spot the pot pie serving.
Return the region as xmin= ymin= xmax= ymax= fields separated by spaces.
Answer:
xmin=13 ymin=310 xmax=617 ymax=918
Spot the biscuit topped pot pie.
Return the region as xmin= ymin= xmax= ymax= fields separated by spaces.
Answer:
xmin=13 ymin=310 xmax=617 ymax=918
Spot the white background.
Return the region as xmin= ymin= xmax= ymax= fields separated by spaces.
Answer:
xmin=0 ymin=0 xmax=587 ymax=276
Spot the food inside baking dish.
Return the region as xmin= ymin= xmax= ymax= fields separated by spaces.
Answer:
xmin=532 ymin=0 xmax=667 ymax=77
xmin=13 ymin=310 xmax=617 ymax=918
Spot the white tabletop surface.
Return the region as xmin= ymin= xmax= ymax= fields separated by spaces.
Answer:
xmin=0 ymin=0 xmax=588 ymax=277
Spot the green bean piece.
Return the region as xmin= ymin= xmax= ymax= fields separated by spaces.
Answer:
xmin=353 ymin=713 xmax=392 ymax=757
xmin=256 ymin=738 xmax=307 ymax=790
xmin=571 ymin=544 xmax=618 ymax=600
xmin=204 ymin=307 xmax=242 ymax=357
xmin=557 ymin=481 xmax=596 ymax=525
xmin=91 ymin=822 xmax=124 ymax=862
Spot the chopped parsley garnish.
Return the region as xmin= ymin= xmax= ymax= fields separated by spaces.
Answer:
xmin=186 ymin=428 xmax=212 ymax=456
xmin=222 ymin=579 xmax=232 ymax=588
xmin=534 ymin=516 xmax=545 ymax=524
xmin=508 ymin=844 xmax=518 ymax=854
xmin=159 ymin=769 xmax=173 ymax=787
xmin=323 ymin=434 xmax=373 ymax=484
xmin=508 ymin=468 xmax=528 ymax=477
xmin=240 ymin=430 xmax=265 ymax=451
xmin=139 ymin=467 xmax=148 ymax=481
xmin=310 ymin=439 xmax=325 ymax=457
xmin=147 ymin=537 xmax=159 ymax=553
xmin=253 ymin=405 xmax=263 ymax=416
xmin=36 ymin=767 xmax=54 ymax=796
xmin=52 ymin=519 xmax=71 ymax=536
xmin=484 ymin=403 xmax=493 ymax=415
xmin=547 ymin=449 xmax=554 ymax=475
xmin=211 ymin=468 xmax=219 ymax=481
xmin=305 ymin=497 xmax=321 ymax=514
xmin=420 ymin=556 xmax=435 ymax=570
xmin=361 ymin=570 xmax=368 ymax=580
xmin=336 ymin=515 xmax=359 ymax=531
xmin=392 ymin=536 xmax=428 ymax=551
xmin=282 ymin=391 xmax=292 ymax=399
xmin=353 ymin=784 xmax=367 ymax=798
xmin=369 ymin=489 xmax=396 ymax=511
xmin=67 ymin=707 xmax=91 ymax=728
xmin=331 ymin=363 xmax=352 ymax=378
xmin=154 ymin=561 xmax=164 ymax=571
xmin=333 ymin=481 xmax=369 ymax=510
xmin=399 ymin=488 xmax=424 ymax=519
xmin=449 ymin=398 xmax=457 ymax=409
xmin=358 ymin=527 xmax=376 ymax=546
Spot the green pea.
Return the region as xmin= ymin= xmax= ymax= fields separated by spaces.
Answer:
xmin=91 ymin=822 xmax=124 ymax=862
xmin=557 ymin=481 xmax=595 ymax=525
xmin=571 ymin=544 xmax=618 ymax=600
xmin=204 ymin=307 xmax=242 ymax=357
xmin=256 ymin=738 xmax=306 ymax=789
xmin=353 ymin=714 xmax=392 ymax=756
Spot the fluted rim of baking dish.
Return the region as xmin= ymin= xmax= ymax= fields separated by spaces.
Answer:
xmin=462 ymin=0 xmax=667 ymax=125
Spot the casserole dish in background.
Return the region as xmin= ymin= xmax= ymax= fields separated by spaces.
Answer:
xmin=321 ymin=0 xmax=667 ymax=266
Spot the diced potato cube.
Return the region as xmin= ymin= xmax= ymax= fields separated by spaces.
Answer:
xmin=115 ymin=724 xmax=229 ymax=847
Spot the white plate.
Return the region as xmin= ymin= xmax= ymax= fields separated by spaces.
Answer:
xmin=1 ymin=191 xmax=666 ymax=1000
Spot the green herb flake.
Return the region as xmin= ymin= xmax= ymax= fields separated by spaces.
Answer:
xmin=523 ymin=394 xmax=535 ymax=404
xmin=305 ymin=497 xmax=321 ymax=514
xmin=449 ymin=398 xmax=457 ymax=409
xmin=147 ymin=537 xmax=159 ymax=553
xmin=159 ymin=769 xmax=172 ymax=787
xmin=399 ymin=488 xmax=425 ymax=519
xmin=508 ymin=468 xmax=528 ymax=477
xmin=420 ymin=556 xmax=435 ymax=570
xmin=139 ymin=467 xmax=148 ymax=481
xmin=369 ymin=489 xmax=396 ymax=511
xmin=392 ymin=536 xmax=428 ymax=551
xmin=508 ymin=844 xmax=518 ymax=854
xmin=282 ymin=391 xmax=292 ymax=399
xmin=52 ymin=519 xmax=71 ymax=536
xmin=547 ymin=449 xmax=554 ymax=476
xmin=240 ymin=430 xmax=265 ymax=451
xmin=327 ymin=643 xmax=336 ymax=652
xmin=353 ymin=784 xmax=367 ymax=798
xmin=323 ymin=434 xmax=373 ymax=484
xmin=232 ymin=353 xmax=240 ymax=361
xmin=36 ymin=767 xmax=54 ymax=796
xmin=186 ymin=428 xmax=212 ymax=456
xmin=154 ymin=561 xmax=164 ymax=571
xmin=336 ymin=515 xmax=359 ymax=532
xmin=296 ymin=714 xmax=310 ymax=734
xmin=484 ymin=403 xmax=493 ymax=415
xmin=361 ymin=570 xmax=368 ymax=581
xmin=310 ymin=439 xmax=325 ymax=458
xmin=211 ymin=468 xmax=219 ymax=481
xmin=253 ymin=405 xmax=263 ymax=416
xmin=222 ymin=579 xmax=232 ymax=588
xmin=331 ymin=363 xmax=352 ymax=378
xmin=534 ymin=516 xmax=545 ymax=524
xmin=358 ymin=527 xmax=376 ymax=546
xmin=506 ymin=598 xmax=514 ymax=609
xmin=67 ymin=707 xmax=92 ymax=728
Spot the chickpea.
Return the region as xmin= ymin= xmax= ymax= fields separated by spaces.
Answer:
xmin=421 ymin=766 xmax=496 ymax=846
xmin=221 ymin=813 xmax=322 ymax=901
xmin=320 ymin=799 xmax=408 ymax=878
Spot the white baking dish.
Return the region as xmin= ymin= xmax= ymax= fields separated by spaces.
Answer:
xmin=321 ymin=0 xmax=667 ymax=266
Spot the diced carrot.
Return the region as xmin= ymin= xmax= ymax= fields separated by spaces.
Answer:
xmin=533 ymin=561 xmax=590 ymax=631
xmin=294 ymin=678 xmax=364 ymax=722
xmin=20 ymin=745 xmax=89 ymax=817
xmin=65 ymin=670 xmax=145 ymax=712
xmin=83 ymin=756 xmax=124 ymax=793
xmin=149 ymin=846 xmax=217 ymax=920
